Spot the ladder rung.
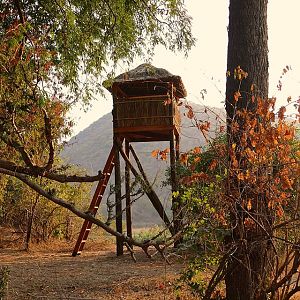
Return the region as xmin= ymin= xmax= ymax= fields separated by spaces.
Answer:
xmin=86 ymin=228 xmax=91 ymax=231
xmin=93 ymin=206 xmax=98 ymax=209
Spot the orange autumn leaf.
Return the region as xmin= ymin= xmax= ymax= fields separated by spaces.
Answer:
xmin=193 ymin=157 xmax=201 ymax=164
xmin=193 ymin=146 xmax=201 ymax=154
xmin=278 ymin=106 xmax=286 ymax=120
xmin=232 ymin=158 xmax=239 ymax=169
xmin=180 ymin=172 xmax=209 ymax=185
xmin=185 ymin=105 xmax=194 ymax=119
xmin=180 ymin=153 xmax=188 ymax=165
xmin=231 ymin=121 xmax=239 ymax=133
xmin=209 ymin=159 xmax=218 ymax=171
xmin=151 ymin=149 xmax=160 ymax=158
xmin=246 ymin=199 xmax=252 ymax=210
xmin=237 ymin=172 xmax=245 ymax=181
xmin=244 ymin=217 xmax=255 ymax=229
xmin=276 ymin=206 xmax=284 ymax=217
xmin=251 ymin=139 xmax=257 ymax=148
xmin=159 ymin=148 xmax=170 ymax=160
xmin=281 ymin=176 xmax=293 ymax=190
xmin=198 ymin=121 xmax=211 ymax=132
xmin=284 ymin=128 xmax=294 ymax=140
xmin=234 ymin=91 xmax=241 ymax=102
xmin=151 ymin=148 xmax=169 ymax=160
xmin=163 ymin=148 xmax=170 ymax=153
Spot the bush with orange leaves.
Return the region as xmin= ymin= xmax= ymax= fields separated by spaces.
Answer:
xmin=175 ymin=96 xmax=299 ymax=299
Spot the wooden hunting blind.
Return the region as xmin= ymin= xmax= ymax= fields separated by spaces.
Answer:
xmin=72 ymin=64 xmax=186 ymax=256
xmin=110 ymin=64 xmax=186 ymax=142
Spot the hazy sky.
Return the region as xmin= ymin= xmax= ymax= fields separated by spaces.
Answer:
xmin=70 ymin=1 xmax=300 ymax=136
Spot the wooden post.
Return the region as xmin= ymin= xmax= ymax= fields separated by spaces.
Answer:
xmin=125 ymin=140 xmax=132 ymax=241
xmin=170 ymin=132 xmax=181 ymax=246
xmin=170 ymin=132 xmax=177 ymax=193
xmin=114 ymin=137 xmax=123 ymax=256
xmin=175 ymin=134 xmax=180 ymax=162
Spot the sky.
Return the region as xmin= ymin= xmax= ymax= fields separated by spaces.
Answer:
xmin=70 ymin=0 xmax=300 ymax=136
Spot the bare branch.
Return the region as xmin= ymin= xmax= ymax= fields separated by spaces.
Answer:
xmin=0 ymin=167 xmax=172 ymax=256
xmin=0 ymin=159 xmax=103 ymax=183
xmin=124 ymin=242 xmax=137 ymax=262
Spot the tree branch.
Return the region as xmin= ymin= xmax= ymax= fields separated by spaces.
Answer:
xmin=0 ymin=159 xmax=103 ymax=183
xmin=0 ymin=167 xmax=170 ymax=253
xmin=13 ymin=0 xmax=25 ymax=23
xmin=1 ymin=134 xmax=35 ymax=169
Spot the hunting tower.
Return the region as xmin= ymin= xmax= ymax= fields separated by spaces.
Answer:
xmin=72 ymin=64 xmax=187 ymax=256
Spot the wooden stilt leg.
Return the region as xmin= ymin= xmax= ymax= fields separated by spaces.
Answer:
xmin=125 ymin=140 xmax=132 ymax=242
xmin=175 ymin=134 xmax=180 ymax=162
xmin=114 ymin=137 xmax=123 ymax=256
xmin=170 ymin=133 xmax=181 ymax=246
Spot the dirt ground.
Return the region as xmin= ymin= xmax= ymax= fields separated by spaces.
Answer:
xmin=0 ymin=227 xmax=196 ymax=300
xmin=1 ymin=227 xmax=299 ymax=300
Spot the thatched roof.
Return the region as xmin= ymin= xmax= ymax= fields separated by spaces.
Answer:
xmin=104 ymin=63 xmax=187 ymax=98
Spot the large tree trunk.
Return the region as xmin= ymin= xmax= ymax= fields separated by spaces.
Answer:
xmin=226 ymin=0 xmax=268 ymax=123
xmin=225 ymin=1 xmax=270 ymax=299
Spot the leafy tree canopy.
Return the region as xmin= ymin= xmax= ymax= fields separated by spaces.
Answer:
xmin=0 ymin=0 xmax=194 ymax=178
xmin=1 ymin=0 xmax=194 ymax=103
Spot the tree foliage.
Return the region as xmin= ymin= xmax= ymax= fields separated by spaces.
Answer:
xmin=1 ymin=0 xmax=194 ymax=105
xmin=174 ymin=84 xmax=300 ymax=299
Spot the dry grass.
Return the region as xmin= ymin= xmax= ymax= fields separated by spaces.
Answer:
xmin=0 ymin=226 xmax=197 ymax=300
xmin=2 ymin=226 xmax=298 ymax=300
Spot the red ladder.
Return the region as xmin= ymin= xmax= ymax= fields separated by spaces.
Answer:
xmin=72 ymin=145 xmax=116 ymax=256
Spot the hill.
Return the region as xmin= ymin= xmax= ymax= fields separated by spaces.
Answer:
xmin=61 ymin=103 xmax=225 ymax=227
